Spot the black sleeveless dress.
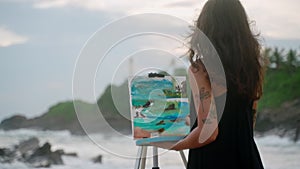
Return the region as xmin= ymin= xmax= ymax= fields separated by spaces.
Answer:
xmin=187 ymin=85 xmax=264 ymax=169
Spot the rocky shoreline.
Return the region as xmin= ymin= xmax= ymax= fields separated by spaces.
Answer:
xmin=0 ymin=137 xmax=102 ymax=168
xmin=0 ymin=101 xmax=131 ymax=135
xmin=255 ymin=99 xmax=300 ymax=142
xmin=0 ymin=114 xmax=87 ymax=135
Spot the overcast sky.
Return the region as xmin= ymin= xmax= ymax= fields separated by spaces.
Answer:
xmin=0 ymin=0 xmax=299 ymax=120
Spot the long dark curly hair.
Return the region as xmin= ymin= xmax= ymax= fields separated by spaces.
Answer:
xmin=189 ymin=0 xmax=265 ymax=100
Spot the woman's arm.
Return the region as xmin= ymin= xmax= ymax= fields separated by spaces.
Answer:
xmin=171 ymin=65 xmax=219 ymax=150
xmin=151 ymin=64 xmax=219 ymax=150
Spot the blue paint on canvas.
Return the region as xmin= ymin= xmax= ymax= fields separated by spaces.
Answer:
xmin=129 ymin=76 xmax=190 ymax=139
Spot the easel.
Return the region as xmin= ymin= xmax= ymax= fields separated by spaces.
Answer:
xmin=134 ymin=137 xmax=187 ymax=169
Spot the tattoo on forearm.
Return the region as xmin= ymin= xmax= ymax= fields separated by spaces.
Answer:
xmin=200 ymin=87 xmax=211 ymax=100
xmin=209 ymin=99 xmax=217 ymax=119
xmin=199 ymin=87 xmax=211 ymax=114
xmin=209 ymin=109 xmax=217 ymax=119
xmin=202 ymin=98 xmax=217 ymax=125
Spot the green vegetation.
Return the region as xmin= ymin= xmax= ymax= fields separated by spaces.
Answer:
xmin=97 ymin=82 xmax=130 ymax=119
xmin=43 ymin=100 xmax=95 ymax=123
xmin=43 ymin=101 xmax=76 ymax=122
xmin=259 ymin=68 xmax=300 ymax=110
xmin=258 ymin=47 xmax=300 ymax=110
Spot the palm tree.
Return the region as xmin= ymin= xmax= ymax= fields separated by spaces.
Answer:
xmin=286 ymin=49 xmax=298 ymax=72
xmin=270 ymin=47 xmax=284 ymax=69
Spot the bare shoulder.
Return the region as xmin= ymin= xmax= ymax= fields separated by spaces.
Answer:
xmin=189 ymin=65 xmax=226 ymax=97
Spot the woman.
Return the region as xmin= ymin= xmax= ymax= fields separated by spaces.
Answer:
xmin=154 ymin=0 xmax=265 ymax=168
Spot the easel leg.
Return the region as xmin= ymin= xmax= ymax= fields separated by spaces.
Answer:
xmin=135 ymin=146 xmax=147 ymax=169
xmin=134 ymin=146 xmax=143 ymax=169
xmin=179 ymin=150 xmax=187 ymax=168
xmin=152 ymin=146 xmax=159 ymax=169
xmin=141 ymin=146 xmax=147 ymax=169
xmin=135 ymin=146 xmax=187 ymax=169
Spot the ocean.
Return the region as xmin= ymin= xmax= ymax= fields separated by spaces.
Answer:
xmin=0 ymin=129 xmax=299 ymax=169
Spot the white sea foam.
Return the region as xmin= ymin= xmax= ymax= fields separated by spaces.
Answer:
xmin=255 ymin=135 xmax=300 ymax=169
xmin=0 ymin=129 xmax=299 ymax=169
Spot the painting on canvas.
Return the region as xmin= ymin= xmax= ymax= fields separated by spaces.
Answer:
xmin=129 ymin=74 xmax=190 ymax=139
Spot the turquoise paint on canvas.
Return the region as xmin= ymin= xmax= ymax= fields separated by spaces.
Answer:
xmin=129 ymin=76 xmax=190 ymax=139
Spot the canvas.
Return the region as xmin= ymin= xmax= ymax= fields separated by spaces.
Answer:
xmin=129 ymin=75 xmax=190 ymax=139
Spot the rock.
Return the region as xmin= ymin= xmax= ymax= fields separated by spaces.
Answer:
xmin=32 ymin=142 xmax=51 ymax=156
xmin=0 ymin=138 xmax=79 ymax=167
xmin=17 ymin=137 xmax=39 ymax=155
xmin=27 ymin=157 xmax=51 ymax=168
xmin=255 ymin=98 xmax=300 ymax=141
xmin=26 ymin=142 xmax=63 ymax=167
xmin=255 ymin=114 xmax=275 ymax=132
xmin=0 ymin=115 xmax=27 ymax=130
xmin=49 ymin=151 xmax=63 ymax=165
xmin=92 ymin=154 xmax=103 ymax=164
xmin=54 ymin=149 xmax=77 ymax=157
xmin=0 ymin=100 xmax=132 ymax=135
xmin=0 ymin=103 xmax=87 ymax=135
xmin=0 ymin=148 xmax=15 ymax=163
xmin=54 ymin=149 xmax=64 ymax=155
xmin=63 ymin=152 xmax=78 ymax=157
xmin=0 ymin=148 xmax=7 ymax=156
